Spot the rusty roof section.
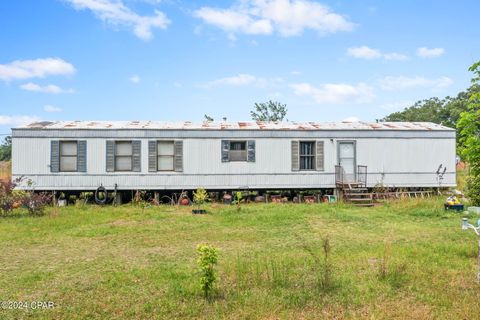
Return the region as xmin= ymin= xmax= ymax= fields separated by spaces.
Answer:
xmin=17 ymin=120 xmax=454 ymax=131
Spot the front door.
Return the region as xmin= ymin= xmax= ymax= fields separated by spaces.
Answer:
xmin=338 ymin=142 xmax=356 ymax=182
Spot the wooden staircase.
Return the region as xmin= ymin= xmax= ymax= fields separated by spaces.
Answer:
xmin=335 ymin=166 xmax=374 ymax=207
xmin=342 ymin=184 xmax=374 ymax=207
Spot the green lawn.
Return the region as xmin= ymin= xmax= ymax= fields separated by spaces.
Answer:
xmin=1 ymin=199 xmax=479 ymax=319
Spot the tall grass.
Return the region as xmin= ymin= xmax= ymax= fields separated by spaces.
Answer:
xmin=0 ymin=161 xmax=11 ymax=180
xmin=0 ymin=199 xmax=479 ymax=319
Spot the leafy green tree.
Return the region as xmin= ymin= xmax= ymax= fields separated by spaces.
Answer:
xmin=383 ymin=97 xmax=444 ymax=123
xmin=0 ymin=136 xmax=12 ymax=161
xmin=382 ymin=92 xmax=471 ymax=129
xmin=382 ymin=87 xmax=479 ymax=150
xmin=458 ymin=61 xmax=480 ymax=205
xmin=250 ymin=100 xmax=287 ymax=121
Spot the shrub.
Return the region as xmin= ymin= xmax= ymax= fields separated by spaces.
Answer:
xmin=21 ymin=192 xmax=52 ymax=216
xmin=193 ymin=188 xmax=209 ymax=210
xmin=466 ymin=175 xmax=480 ymax=207
xmin=0 ymin=178 xmax=51 ymax=216
xmin=0 ymin=178 xmax=23 ymax=216
xmin=233 ymin=191 xmax=243 ymax=211
xmin=457 ymin=61 xmax=480 ymax=205
xmin=196 ymin=244 xmax=219 ymax=299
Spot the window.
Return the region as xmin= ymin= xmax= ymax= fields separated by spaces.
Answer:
xmin=60 ymin=141 xmax=77 ymax=172
xmin=300 ymin=141 xmax=315 ymax=170
xmin=115 ymin=141 xmax=132 ymax=171
xmin=157 ymin=141 xmax=174 ymax=171
xmin=229 ymin=141 xmax=247 ymax=161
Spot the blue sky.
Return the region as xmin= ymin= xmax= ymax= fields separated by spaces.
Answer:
xmin=1 ymin=0 xmax=479 ymax=135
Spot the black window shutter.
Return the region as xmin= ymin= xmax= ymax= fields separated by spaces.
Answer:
xmin=106 ymin=141 xmax=115 ymax=172
xmin=148 ymin=140 xmax=157 ymax=172
xmin=132 ymin=140 xmax=142 ymax=172
xmin=77 ymin=140 xmax=87 ymax=172
xmin=221 ymin=140 xmax=230 ymax=162
xmin=50 ymin=140 xmax=60 ymax=173
xmin=316 ymin=141 xmax=324 ymax=171
xmin=247 ymin=140 xmax=256 ymax=162
xmin=174 ymin=140 xmax=183 ymax=172
xmin=291 ymin=140 xmax=299 ymax=171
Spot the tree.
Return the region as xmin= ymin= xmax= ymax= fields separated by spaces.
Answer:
xmin=250 ymin=100 xmax=287 ymax=121
xmin=382 ymin=93 xmax=471 ymax=129
xmin=0 ymin=136 xmax=12 ymax=161
xmin=382 ymin=87 xmax=479 ymax=150
xmin=458 ymin=61 xmax=480 ymax=205
xmin=204 ymin=114 xmax=214 ymax=122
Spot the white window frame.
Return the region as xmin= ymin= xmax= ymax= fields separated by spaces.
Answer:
xmin=299 ymin=141 xmax=316 ymax=171
xmin=59 ymin=141 xmax=78 ymax=172
xmin=115 ymin=141 xmax=133 ymax=172
xmin=157 ymin=140 xmax=175 ymax=171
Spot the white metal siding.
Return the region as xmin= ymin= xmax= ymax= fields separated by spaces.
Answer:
xmin=12 ymin=135 xmax=456 ymax=190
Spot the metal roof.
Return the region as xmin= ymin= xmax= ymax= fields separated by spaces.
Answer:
xmin=17 ymin=120 xmax=454 ymax=131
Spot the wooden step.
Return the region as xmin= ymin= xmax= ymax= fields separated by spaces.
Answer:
xmin=337 ymin=183 xmax=364 ymax=188
xmin=344 ymin=188 xmax=368 ymax=192
xmin=346 ymin=198 xmax=373 ymax=202
xmin=344 ymin=192 xmax=372 ymax=197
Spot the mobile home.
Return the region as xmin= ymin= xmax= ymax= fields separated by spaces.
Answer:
xmin=11 ymin=121 xmax=456 ymax=193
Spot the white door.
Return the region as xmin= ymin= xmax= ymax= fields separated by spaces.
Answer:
xmin=339 ymin=142 xmax=356 ymax=182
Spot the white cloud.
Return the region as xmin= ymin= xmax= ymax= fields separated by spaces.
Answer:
xmin=66 ymin=0 xmax=170 ymax=40
xmin=129 ymin=74 xmax=141 ymax=83
xmin=0 ymin=115 xmax=41 ymax=126
xmin=0 ymin=58 xmax=76 ymax=81
xmin=200 ymin=74 xmax=283 ymax=88
xmin=43 ymin=105 xmax=63 ymax=113
xmin=379 ymin=76 xmax=453 ymax=90
xmin=347 ymin=46 xmax=381 ymax=59
xmin=194 ymin=0 xmax=354 ymax=37
xmin=417 ymin=47 xmax=445 ymax=58
xmin=19 ymin=82 xmax=74 ymax=94
xmin=290 ymin=82 xmax=375 ymax=104
xmin=347 ymin=46 xmax=407 ymax=61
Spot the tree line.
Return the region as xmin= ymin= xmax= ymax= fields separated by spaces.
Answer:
xmin=0 ymin=136 xmax=11 ymax=161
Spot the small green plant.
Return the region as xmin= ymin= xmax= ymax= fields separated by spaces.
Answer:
xmin=193 ymin=188 xmax=209 ymax=211
xmin=233 ymin=191 xmax=243 ymax=211
xmin=196 ymin=244 xmax=219 ymax=299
